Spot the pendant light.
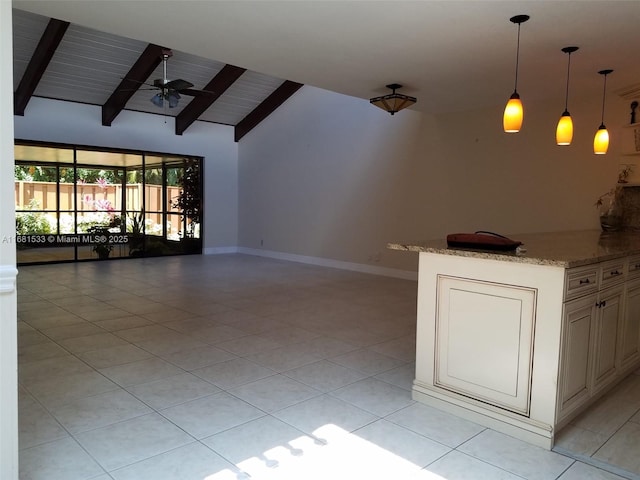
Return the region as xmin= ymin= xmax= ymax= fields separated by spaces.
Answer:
xmin=503 ymin=14 xmax=530 ymax=133
xmin=594 ymin=69 xmax=613 ymax=155
xmin=556 ymin=46 xmax=579 ymax=145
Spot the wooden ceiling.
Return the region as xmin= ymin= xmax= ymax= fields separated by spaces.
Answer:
xmin=12 ymin=9 xmax=302 ymax=141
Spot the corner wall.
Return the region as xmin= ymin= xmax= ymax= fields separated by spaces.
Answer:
xmin=13 ymin=98 xmax=239 ymax=250
xmin=1 ymin=3 xmax=18 ymax=478
xmin=238 ymin=85 xmax=627 ymax=272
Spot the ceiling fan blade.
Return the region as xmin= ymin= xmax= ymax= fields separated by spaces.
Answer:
xmin=179 ymin=88 xmax=215 ymax=97
xmin=165 ymin=78 xmax=194 ymax=91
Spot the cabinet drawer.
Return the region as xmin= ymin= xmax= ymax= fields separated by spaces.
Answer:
xmin=628 ymin=255 xmax=640 ymax=279
xmin=601 ymin=260 xmax=626 ymax=287
xmin=565 ymin=266 xmax=599 ymax=300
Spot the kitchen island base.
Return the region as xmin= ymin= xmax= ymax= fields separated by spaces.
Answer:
xmin=393 ymin=233 xmax=640 ymax=450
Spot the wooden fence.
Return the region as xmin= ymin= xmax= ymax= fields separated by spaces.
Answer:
xmin=15 ymin=181 xmax=182 ymax=233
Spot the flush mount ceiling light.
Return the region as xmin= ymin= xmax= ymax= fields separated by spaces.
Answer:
xmin=370 ymin=84 xmax=417 ymax=115
xmin=556 ymin=46 xmax=579 ymax=146
xmin=503 ymin=14 xmax=530 ymax=133
xmin=594 ymin=69 xmax=614 ymax=155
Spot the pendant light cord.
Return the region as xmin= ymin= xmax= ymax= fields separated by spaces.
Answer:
xmin=564 ymin=53 xmax=572 ymax=111
xmin=600 ymin=73 xmax=608 ymax=125
xmin=513 ymin=22 xmax=521 ymax=92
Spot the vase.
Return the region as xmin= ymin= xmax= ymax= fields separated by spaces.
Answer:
xmin=600 ymin=214 xmax=623 ymax=232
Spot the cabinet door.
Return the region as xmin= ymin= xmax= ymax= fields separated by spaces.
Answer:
xmin=592 ymin=285 xmax=623 ymax=393
xmin=620 ymin=279 xmax=640 ymax=371
xmin=434 ymin=275 xmax=536 ymax=416
xmin=559 ymin=294 xmax=596 ymax=418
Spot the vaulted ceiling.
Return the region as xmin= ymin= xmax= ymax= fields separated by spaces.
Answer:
xmin=12 ymin=8 xmax=302 ymax=141
xmin=12 ymin=1 xmax=640 ymax=140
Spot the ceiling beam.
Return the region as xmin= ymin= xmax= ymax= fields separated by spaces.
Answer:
xmin=102 ymin=43 xmax=164 ymax=126
xmin=14 ymin=18 xmax=70 ymax=116
xmin=175 ymin=64 xmax=246 ymax=136
xmin=234 ymin=81 xmax=303 ymax=142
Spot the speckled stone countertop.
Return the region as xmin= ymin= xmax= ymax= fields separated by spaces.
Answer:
xmin=387 ymin=230 xmax=640 ymax=268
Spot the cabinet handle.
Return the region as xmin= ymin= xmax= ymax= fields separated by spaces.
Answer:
xmin=579 ymin=278 xmax=591 ymax=285
xmin=610 ymin=270 xmax=621 ymax=276
xmin=596 ymin=300 xmax=607 ymax=308
xmin=635 ymin=264 xmax=640 ymax=270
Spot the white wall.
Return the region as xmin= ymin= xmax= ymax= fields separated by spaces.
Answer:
xmin=13 ymin=98 xmax=239 ymax=250
xmin=1 ymin=2 xmax=19 ymax=478
xmin=238 ymin=85 xmax=628 ymax=272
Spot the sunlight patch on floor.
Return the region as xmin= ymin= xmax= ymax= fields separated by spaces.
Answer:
xmin=203 ymin=424 xmax=448 ymax=480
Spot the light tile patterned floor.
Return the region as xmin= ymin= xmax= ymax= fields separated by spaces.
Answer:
xmin=16 ymin=254 xmax=637 ymax=480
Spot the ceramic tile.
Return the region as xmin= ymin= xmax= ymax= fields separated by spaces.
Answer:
xmin=112 ymin=324 xmax=177 ymax=343
xmin=330 ymin=377 xmax=414 ymax=417
xmin=41 ymin=322 xmax=107 ymax=340
xmin=25 ymin=370 xmax=120 ymax=408
xmin=354 ymin=419 xmax=450 ymax=468
xmin=127 ymin=373 xmax=221 ymax=409
xmin=329 ymin=348 xmax=407 ymax=375
xmin=374 ymin=363 xmax=415 ymax=390
xmin=99 ymin=357 xmax=184 ymax=387
xmin=49 ymin=389 xmax=152 ymax=434
xmin=283 ymin=359 xmax=367 ymax=391
xmin=159 ymin=392 xmax=265 ymax=439
xmin=554 ymin=424 xmax=611 ymax=457
xmin=229 ymin=374 xmax=321 ymax=413
xmin=215 ymin=334 xmax=283 ymax=356
xmin=110 ymin=442 xmax=240 ymax=480
xmin=58 ymin=332 xmax=130 ymax=353
xmin=19 ymin=437 xmax=105 ymax=480
xmin=202 ymin=415 xmax=310 ymax=471
xmin=424 ymin=450 xmax=525 ymax=479
xmin=273 ymin=394 xmax=378 ymax=436
xmin=93 ymin=315 xmax=153 ymax=332
xmin=386 ymin=402 xmax=485 ymax=448
xmin=19 ymin=355 xmax=94 ymax=385
xmin=192 ymin=357 xmax=276 ymax=389
xmin=134 ymin=332 xmax=208 ymax=355
xmin=77 ymin=344 xmax=154 ymax=369
xmin=184 ymin=324 xmax=249 ymax=344
xmin=557 ymin=461 xmax=631 ymax=480
xmin=458 ymin=429 xmax=574 ymax=480
xmin=592 ymin=421 xmax=640 ymax=474
xmin=295 ymin=336 xmax=359 ymax=358
xmin=245 ymin=344 xmax=321 ymax=372
xmin=18 ymin=341 xmax=69 ymax=364
xmin=75 ymin=413 xmax=194 ymax=471
xmin=368 ymin=335 xmax=416 ymax=362
xmin=157 ymin=344 xmax=237 ymax=370
xmin=570 ymin=394 xmax=640 ymax=436
xmin=19 ymin=394 xmax=69 ymax=449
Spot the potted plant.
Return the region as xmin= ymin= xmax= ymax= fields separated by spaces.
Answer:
xmin=595 ymin=185 xmax=624 ymax=231
xmin=172 ymin=159 xmax=202 ymax=253
xmin=88 ymin=225 xmax=113 ymax=259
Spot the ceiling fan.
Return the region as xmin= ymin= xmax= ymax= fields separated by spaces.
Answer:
xmin=142 ymin=49 xmax=212 ymax=108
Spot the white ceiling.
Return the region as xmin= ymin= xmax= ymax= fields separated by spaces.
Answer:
xmin=12 ymin=0 xmax=640 ymax=115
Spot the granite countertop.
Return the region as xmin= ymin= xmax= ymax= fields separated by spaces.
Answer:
xmin=387 ymin=230 xmax=640 ymax=268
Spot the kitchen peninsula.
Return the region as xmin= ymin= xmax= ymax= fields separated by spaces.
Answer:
xmin=389 ymin=230 xmax=640 ymax=449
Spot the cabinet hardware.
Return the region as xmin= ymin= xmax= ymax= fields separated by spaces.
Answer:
xmin=579 ymin=279 xmax=591 ymax=284
xmin=610 ymin=270 xmax=621 ymax=276
xmin=596 ymin=300 xmax=607 ymax=308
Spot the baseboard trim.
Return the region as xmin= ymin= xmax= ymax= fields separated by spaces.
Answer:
xmin=203 ymin=246 xmax=239 ymax=255
xmin=232 ymin=247 xmax=417 ymax=280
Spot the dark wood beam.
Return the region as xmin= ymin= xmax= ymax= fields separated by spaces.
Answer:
xmin=234 ymin=81 xmax=303 ymax=142
xmin=14 ymin=18 xmax=70 ymax=116
xmin=102 ymin=44 xmax=164 ymax=126
xmin=175 ymin=64 xmax=246 ymax=135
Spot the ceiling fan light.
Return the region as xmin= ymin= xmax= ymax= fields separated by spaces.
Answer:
xmin=151 ymin=93 xmax=163 ymax=107
xmin=503 ymin=92 xmax=523 ymax=133
xmin=168 ymin=92 xmax=181 ymax=108
xmin=594 ymin=125 xmax=609 ymax=154
xmin=556 ymin=112 xmax=574 ymax=145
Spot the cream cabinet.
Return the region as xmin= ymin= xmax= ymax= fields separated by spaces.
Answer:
xmin=620 ymin=278 xmax=640 ymax=371
xmin=411 ymin=249 xmax=640 ymax=449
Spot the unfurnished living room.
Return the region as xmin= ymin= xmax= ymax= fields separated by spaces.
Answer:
xmin=3 ymin=2 xmax=640 ymax=480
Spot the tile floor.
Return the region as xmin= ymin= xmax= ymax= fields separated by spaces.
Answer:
xmin=15 ymin=254 xmax=638 ymax=480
